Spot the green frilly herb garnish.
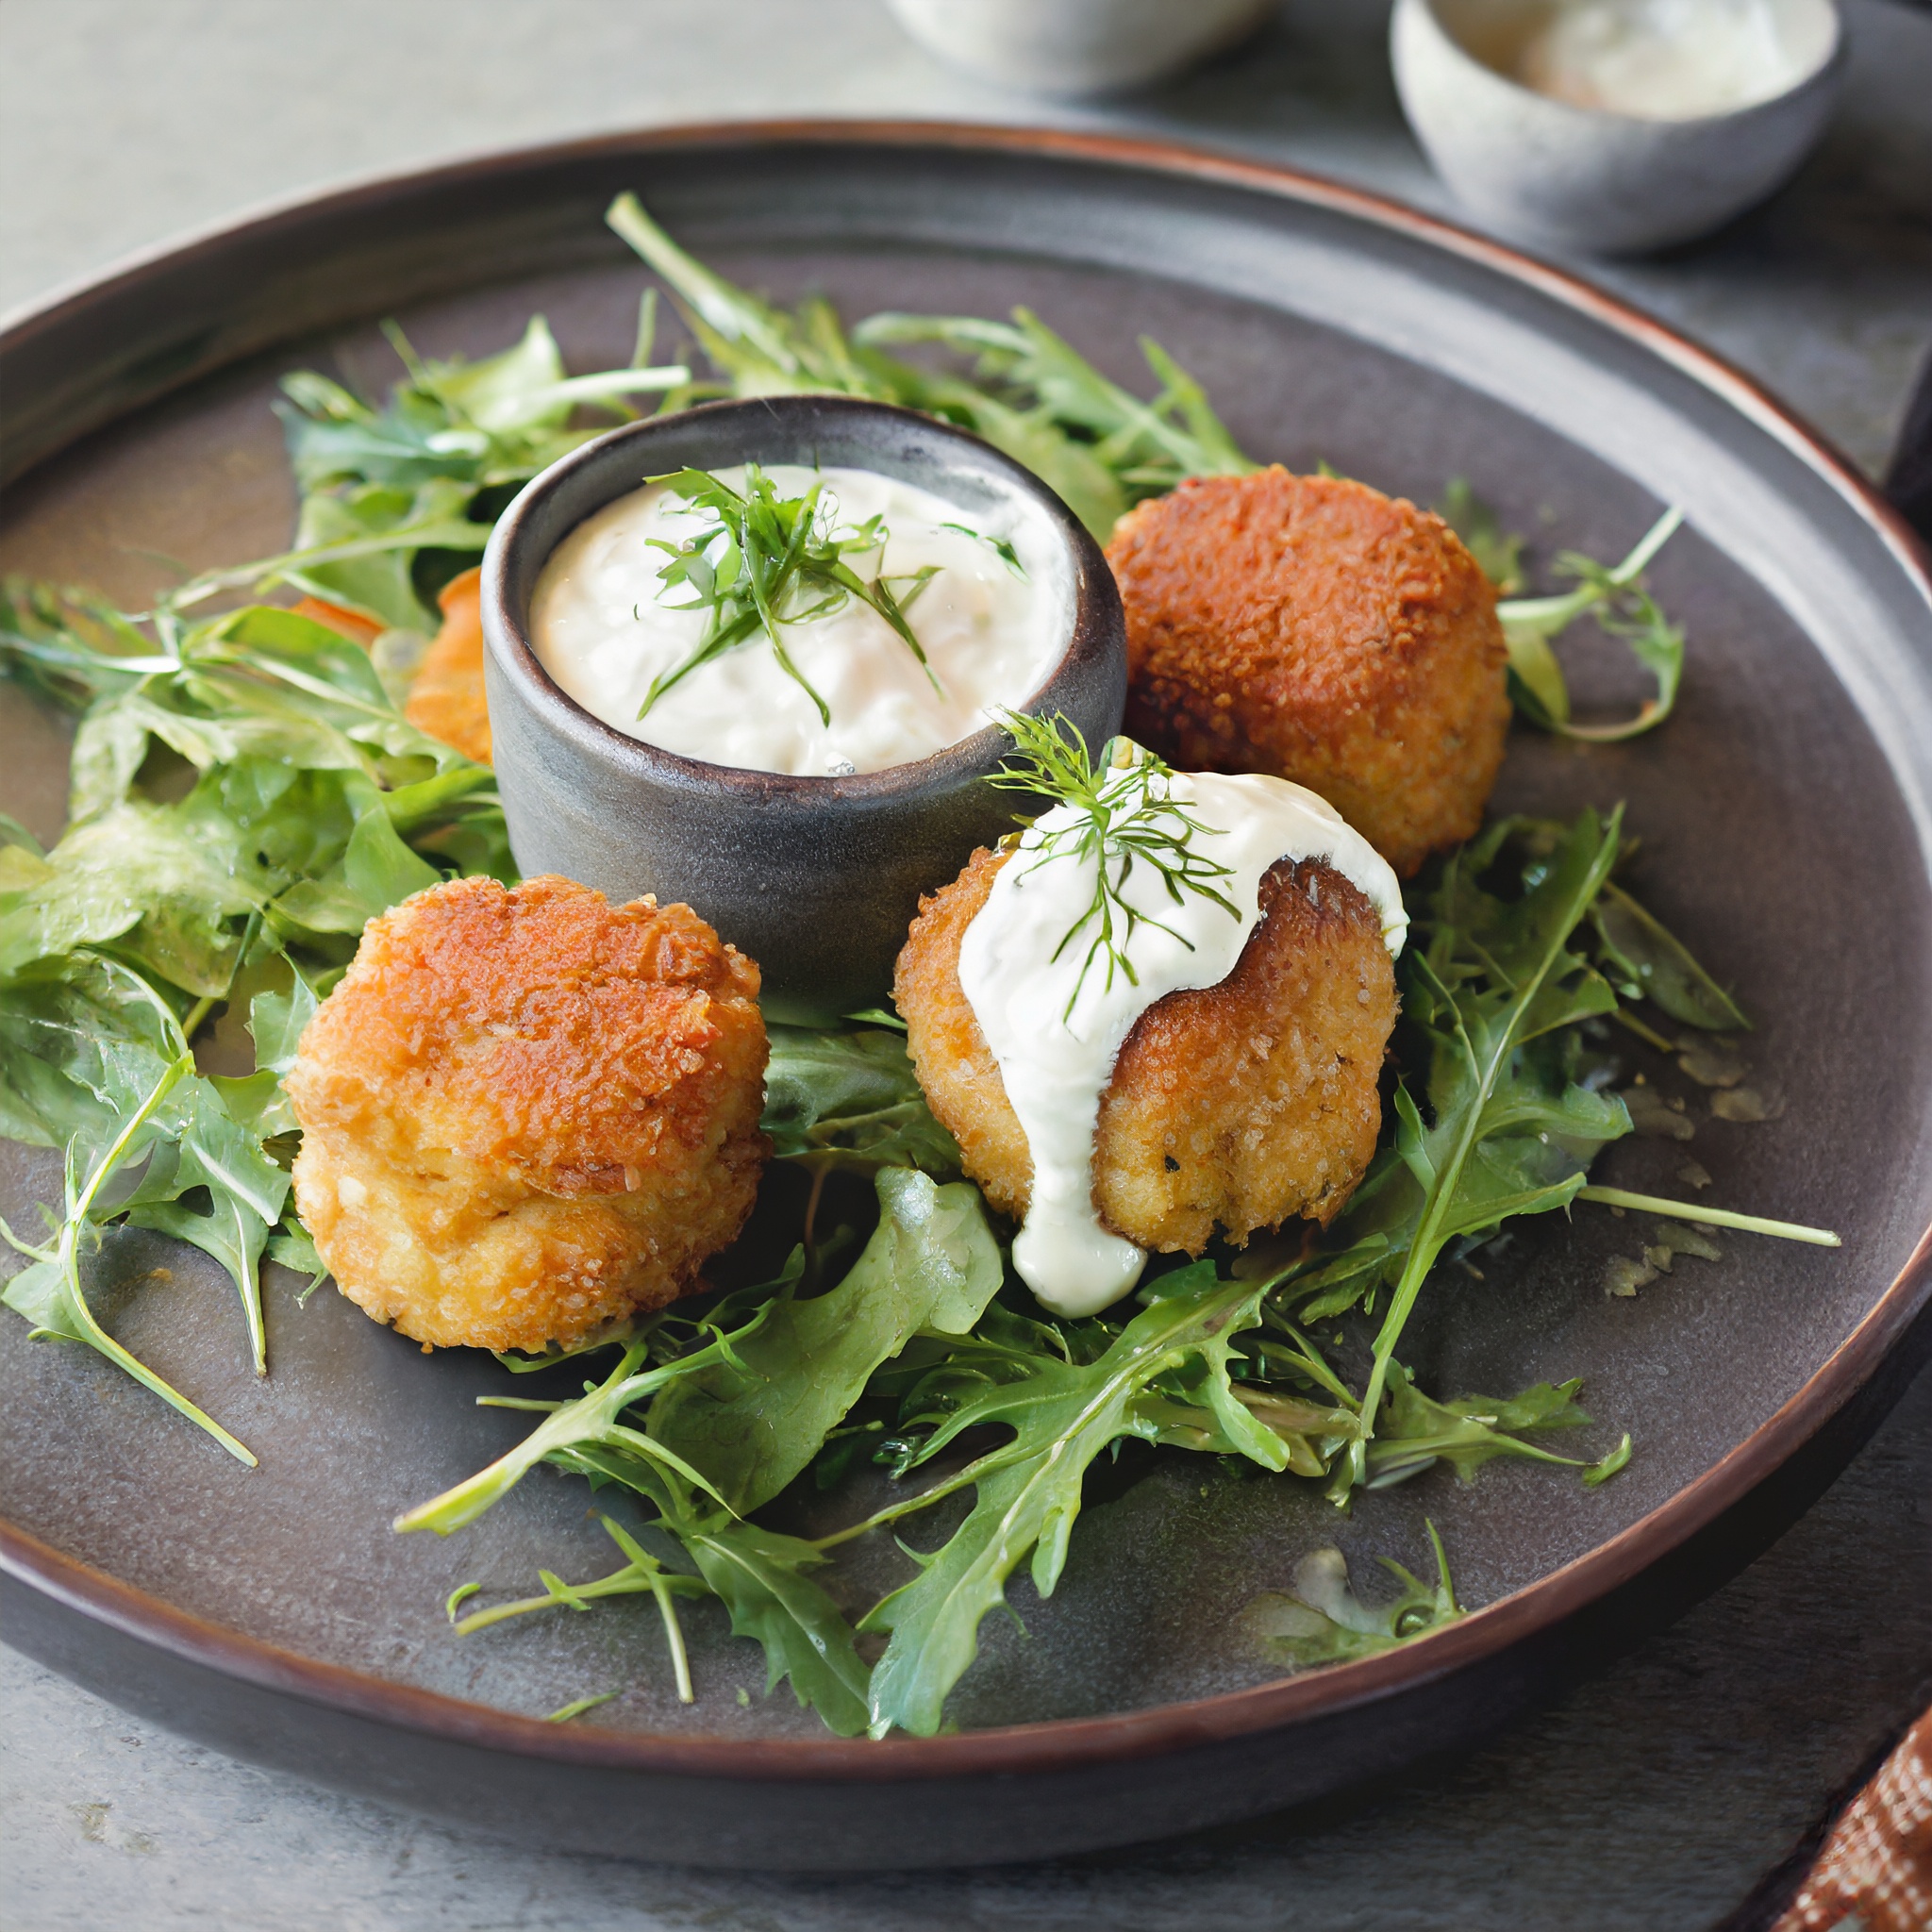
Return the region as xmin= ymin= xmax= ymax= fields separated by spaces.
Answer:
xmin=638 ymin=465 xmax=941 ymax=727
xmin=988 ymin=713 xmax=1240 ymax=1017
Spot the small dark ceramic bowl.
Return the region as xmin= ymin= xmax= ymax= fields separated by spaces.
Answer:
xmin=479 ymin=394 xmax=1126 ymax=1021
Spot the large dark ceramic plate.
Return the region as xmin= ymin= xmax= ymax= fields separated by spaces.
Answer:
xmin=2 ymin=125 xmax=1930 ymax=1874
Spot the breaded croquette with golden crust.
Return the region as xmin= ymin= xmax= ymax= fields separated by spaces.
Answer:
xmin=1108 ymin=470 xmax=1509 ymax=877
xmin=894 ymin=846 xmax=1397 ymax=1256
xmin=287 ymin=874 xmax=768 ymax=1352
xmin=404 ymin=566 xmax=492 ymax=765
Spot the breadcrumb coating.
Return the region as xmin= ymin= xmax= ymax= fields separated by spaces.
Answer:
xmin=1108 ymin=469 xmax=1509 ymax=876
xmin=287 ymin=874 xmax=768 ymax=1352
xmin=894 ymin=846 xmax=1397 ymax=1257
xmin=404 ymin=566 xmax=492 ymax=765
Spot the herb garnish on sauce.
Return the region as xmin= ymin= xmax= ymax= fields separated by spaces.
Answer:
xmin=638 ymin=465 xmax=942 ymax=727
xmin=987 ymin=713 xmax=1241 ymax=1017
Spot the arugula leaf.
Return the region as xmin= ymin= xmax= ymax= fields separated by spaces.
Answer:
xmin=760 ymin=1025 xmax=960 ymax=1177
xmin=269 ymin=794 xmax=442 ymax=936
xmin=396 ymin=1170 xmax=997 ymax=1734
xmin=606 ymin=195 xmax=814 ymax=392
xmin=1263 ymin=826 xmax=1634 ymax=1382
xmin=885 ymin=360 xmax=1130 ymax=542
xmin=453 ymin=1513 xmax=708 ymax=1705
xmin=17 ymin=601 xmax=491 ymax=806
xmin=604 ymin=192 xmax=1255 ymax=541
xmin=279 ymin=478 xmax=482 ymax=632
xmin=279 ymin=314 xmax=688 ymax=491
xmin=161 ymin=488 xmax=495 ymax=628
xmin=1336 ymin=809 xmax=1628 ymax=1487
xmin=856 ymin=308 xmax=1255 ymax=495
xmin=117 ymin=1070 xmax=291 ymax=1374
xmin=244 ymin=949 xmax=321 ymax=1078
xmin=1435 ymin=478 xmax=1524 ymax=595
xmin=649 ymin=1169 xmax=1002 ymax=1513
xmin=267 ymin=314 xmax=689 ymax=624
xmin=1241 ymin=1525 xmax=1461 ymax=1668
xmin=1499 ymin=508 xmax=1686 ymax=741
xmin=1367 ymin=1362 xmax=1628 ymax=1489
xmin=675 ymin=1511 xmax=872 ymax=1734
xmin=0 ymin=601 xmax=495 ymax=1011
xmin=393 ymin=1324 xmax=758 ymax=1537
xmin=0 ymin=953 xmax=185 ymax=1152
xmin=0 ymin=579 xmax=160 ymax=713
xmin=265 ymin=1217 xmax=328 ymax=1300
xmin=0 ymin=589 xmax=506 ymax=1418
xmin=0 ymin=800 xmax=268 ymax=995
xmin=405 ymin=314 xmax=571 ymax=437
xmin=0 ymin=1054 xmax=255 ymax=1463
xmin=0 ymin=942 xmax=291 ymax=1377
xmin=466 ymin=1429 xmax=873 ymax=1736
xmin=861 ymin=1263 xmax=1288 ymax=1737
xmin=1591 ymin=881 xmax=1748 ymax=1032
xmin=570 ymin=1442 xmax=873 ymax=1736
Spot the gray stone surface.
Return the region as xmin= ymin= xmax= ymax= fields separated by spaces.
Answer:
xmin=6 ymin=0 xmax=1929 ymax=475
xmin=3 ymin=2 xmax=1930 ymax=1926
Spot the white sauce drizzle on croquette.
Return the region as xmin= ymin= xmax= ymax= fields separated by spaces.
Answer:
xmin=957 ymin=758 xmax=1407 ymax=1317
xmin=531 ymin=464 xmax=1071 ymax=777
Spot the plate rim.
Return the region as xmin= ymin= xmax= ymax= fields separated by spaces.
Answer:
xmin=3 ymin=116 xmax=1930 ymax=1784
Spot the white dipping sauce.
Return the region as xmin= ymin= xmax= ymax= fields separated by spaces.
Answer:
xmin=1518 ymin=0 xmax=1822 ymax=120
xmin=957 ymin=758 xmax=1407 ymax=1318
xmin=530 ymin=463 xmax=1070 ymax=776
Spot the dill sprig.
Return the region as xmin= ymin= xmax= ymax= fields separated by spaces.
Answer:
xmin=990 ymin=713 xmax=1240 ymax=1017
xmin=639 ymin=465 xmax=941 ymax=726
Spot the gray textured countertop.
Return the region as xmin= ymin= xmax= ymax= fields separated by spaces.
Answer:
xmin=4 ymin=3 xmax=1930 ymax=1927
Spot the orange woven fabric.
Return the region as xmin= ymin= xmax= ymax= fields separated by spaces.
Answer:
xmin=1775 ymin=1708 xmax=1932 ymax=1932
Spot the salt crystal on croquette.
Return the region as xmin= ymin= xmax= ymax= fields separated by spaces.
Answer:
xmin=1108 ymin=468 xmax=1510 ymax=876
xmin=286 ymin=874 xmax=768 ymax=1353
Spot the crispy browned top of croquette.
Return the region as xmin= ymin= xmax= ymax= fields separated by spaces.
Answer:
xmin=1108 ymin=468 xmax=1500 ymax=732
xmin=1106 ymin=470 xmax=1509 ymax=877
xmin=894 ymin=843 xmax=1396 ymax=1253
xmin=294 ymin=874 xmax=763 ymax=1195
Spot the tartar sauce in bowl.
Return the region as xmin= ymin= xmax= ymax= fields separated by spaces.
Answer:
xmin=530 ymin=463 xmax=1070 ymax=778
xmin=480 ymin=392 xmax=1126 ymax=1021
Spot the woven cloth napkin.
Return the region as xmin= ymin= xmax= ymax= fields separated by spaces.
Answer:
xmin=1773 ymin=1707 xmax=1932 ymax=1931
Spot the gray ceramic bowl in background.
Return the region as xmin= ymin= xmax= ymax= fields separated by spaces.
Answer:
xmin=480 ymin=394 xmax=1126 ymax=1023
xmin=885 ymin=0 xmax=1278 ymax=96
xmin=1391 ymin=0 xmax=1845 ymax=255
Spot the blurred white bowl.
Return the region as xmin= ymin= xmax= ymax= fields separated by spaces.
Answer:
xmin=887 ymin=0 xmax=1279 ymax=96
xmin=1391 ymin=0 xmax=1845 ymax=254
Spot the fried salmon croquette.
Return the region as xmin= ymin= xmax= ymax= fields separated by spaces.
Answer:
xmin=404 ymin=566 xmax=492 ymax=764
xmin=895 ymin=846 xmax=1398 ymax=1257
xmin=287 ymin=874 xmax=768 ymax=1352
xmin=1108 ymin=469 xmax=1510 ymax=876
